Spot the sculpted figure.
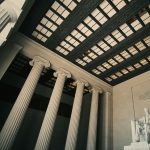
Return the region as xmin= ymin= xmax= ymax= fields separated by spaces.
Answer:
xmin=135 ymin=120 xmax=145 ymax=142
xmin=144 ymin=108 xmax=150 ymax=143
xmin=131 ymin=108 xmax=150 ymax=143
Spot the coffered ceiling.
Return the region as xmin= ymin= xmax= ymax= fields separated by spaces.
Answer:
xmin=19 ymin=0 xmax=150 ymax=85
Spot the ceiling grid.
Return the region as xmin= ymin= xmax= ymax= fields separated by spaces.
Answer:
xmin=20 ymin=0 xmax=150 ymax=85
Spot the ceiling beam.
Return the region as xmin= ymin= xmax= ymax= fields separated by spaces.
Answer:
xmin=67 ymin=0 xmax=150 ymax=59
xmin=100 ymin=47 xmax=150 ymax=79
xmin=110 ymin=63 xmax=150 ymax=85
xmin=13 ymin=33 xmax=113 ymax=92
xmin=46 ymin=0 xmax=101 ymax=49
xmin=20 ymin=0 xmax=55 ymax=36
xmin=85 ymin=24 xmax=150 ymax=70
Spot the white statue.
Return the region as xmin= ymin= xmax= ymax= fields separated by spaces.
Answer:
xmin=131 ymin=108 xmax=150 ymax=144
xmin=144 ymin=108 xmax=150 ymax=143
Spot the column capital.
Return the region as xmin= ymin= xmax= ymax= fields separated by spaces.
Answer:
xmin=29 ymin=56 xmax=50 ymax=69
xmin=105 ymin=91 xmax=112 ymax=95
xmin=54 ymin=68 xmax=71 ymax=78
xmin=90 ymin=86 xmax=103 ymax=93
xmin=74 ymin=79 xmax=89 ymax=87
xmin=1 ymin=1 xmax=17 ymax=22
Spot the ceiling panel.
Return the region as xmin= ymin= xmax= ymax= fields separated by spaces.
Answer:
xmin=20 ymin=0 xmax=150 ymax=85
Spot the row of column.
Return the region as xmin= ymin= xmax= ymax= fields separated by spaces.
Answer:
xmin=0 ymin=56 xmax=112 ymax=150
xmin=0 ymin=1 xmax=17 ymax=32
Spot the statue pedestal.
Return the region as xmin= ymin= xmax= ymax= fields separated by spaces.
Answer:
xmin=124 ymin=142 xmax=150 ymax=150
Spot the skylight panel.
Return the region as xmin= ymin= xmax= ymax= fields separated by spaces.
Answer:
xmin=144 ymin=36 xmax=150 ymax=46
xmin=120 ymin=50 xmax=131 ymax=59
xmin=91 ymin=46 xmax=104 ymax=56
xmin=97 ymin=65 xmax=106 ymax=72
xmin=71 ymin=29 xmax=86 ymax=42
xmin=60 ymin=41 xmax=74 ymax=51
xmin=36 ymin=34 xmax=43 ymax=40
xmin=76 ymin=58 xmax=87 ymax=66
xmin=114 ymin=55 xmax=124 ymax=62
xmin=127 ymin=66 xmax=135 ymax=72
xmin=108 ymin=58 xmax=118 ymax=66
xmin=41 ymin=17 xmax=48 ymax=25
xmin=102 ymin=62 xmax=112 ymax=69
xmin=147 ymin=55 xmax=150 ymax=61
xmin=83 ymin=56 xmax=92 ymax=63
xmin=111 ymin=74 xmax=118 ymax=79
xmin=56 ymin=46 xmax=69 ymax=55
xmin=99 ymin=1 xmax=116 ymax=18
xmin=36 ymin=24 xmax=42 ymax=31
xmin=91 ymin=8 xmax=100 ymax=17
xmin=135 ymin=41 xmax=146 ymax=51
xmin=115 ymin=71 xmax=123 ymax=77
xmin=41 ymin=28 xmax=48 ymax=34
xmin=92 ymin=69 xmax=101 ymax=75
xmin=92 ymin=9 xmax=107 ymax=25
xmin=66 ymin=0 xmax=77 ymax=11
xmin=90 ymin=36 xmax=149 ymax=73
xmin=45 ymin=31 xmax=52 ymax=37
xmin=54 ymin=0 xmax=132 ymax=56
xmin=134 ymin=63 xmax=142 ymax=68
xmin=84 ymin=16 xmax=100 ymax=31
xmin=106 ymin=56 xmax=150 ymax=82
xmin=128 ymin=46 xmax=138 ymax=55
xmin=112 ymin=0 xmax=126 ymax=10
xmin=111 ymin=29 xmax=125 ymax=42
xmin=105 ymin=77 xmax=112 ymax=82
xmin=65 ymin=35 xmax=80 ymax=47
xmin=98 ymin=41 xmax=110 ymax=51
xmin=119 ymin=23 xmax=133 ymax=36
xmin=32 ymin=0 xmax=81 ymax=42
xmin=140 ymin=59 xmax=148 ymax=65
xmin=130 ymin=19 xmax=143 ymax=31
xmin=140 ymin=11 xmax=150 ymax=25
xmin=52 ymin=2 xmax=69 ymax=18
xmin=104 ymin=35 xmax=117 ymax=46
xmin=121 ymin=69 xmax=129 ymax=74
xmin=88 ymin=52 xmax=98 ymax=59
xmin=77 ymin=23 xmax=93 ymax=36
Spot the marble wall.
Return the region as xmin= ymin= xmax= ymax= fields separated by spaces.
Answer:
xmin=113 ymin=71 xmax=150 ymax=150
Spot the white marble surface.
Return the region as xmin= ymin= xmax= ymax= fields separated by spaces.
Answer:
xmin=124 ymin=142 xmax=150 ymax=150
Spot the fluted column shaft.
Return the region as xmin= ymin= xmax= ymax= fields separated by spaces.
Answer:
xmin=65 ymin=80 xmax=88 ymax=150
xmin=0 ymin=6 xmax=10 ymax=31
xmin=0 ymin=56 xmax=50 ymax=150
xmin=102 ymin=92 xmax=112 ymax=150
xmin=87 ymin=88 xmax=101 ymax=150
xmin=34 ymin=69 xmax=71 ymax=150
xmin=0 ymin=1 xmax=17 ymax=32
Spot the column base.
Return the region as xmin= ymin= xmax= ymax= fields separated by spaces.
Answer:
xmin=124 ymin=142 xmax=150 ymax=150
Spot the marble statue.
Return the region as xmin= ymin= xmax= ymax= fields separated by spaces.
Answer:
xmin=124 ymin=108 xmax=150 ymax=150
xmin=131 ymin=108 xmax=150 ymax=144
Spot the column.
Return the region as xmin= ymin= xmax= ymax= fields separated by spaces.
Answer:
xmin=0 ymin=56 xmax=50 ymax=150
xmin=101 ymin=91 xmax=112 ymax=150
xmin=0 ymin=43 xmax=21 ymax=80
xmin=65 ymin=79 xmax=88 ymax=150
xmin=86 ymin=87 xmax=102 ymax=150
xmin=34 ymin=68 xmax=71 ymax=150
xmin=0 ymin=1 xmax=17 ymax=31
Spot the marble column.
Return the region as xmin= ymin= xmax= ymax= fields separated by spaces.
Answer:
xmin=65 ymin=79 xmax=88 ymax=150
xmin=0 ymin=56 xmax=50 ymax=150
xmin=34 ymin=68 xmax=71 ymax=150
xmin=86 ymin=87 xmax=102 ymax=150
xmin=0 ymin=1 xmax=17 ymax=31
xmin=101 ymin=91 xmax=112 ymax=150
